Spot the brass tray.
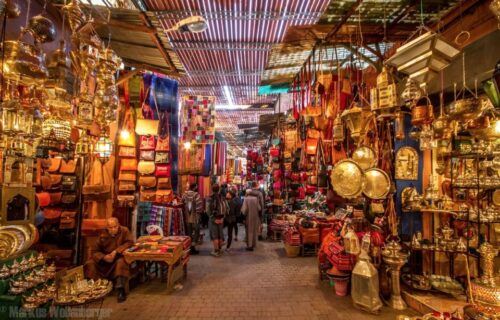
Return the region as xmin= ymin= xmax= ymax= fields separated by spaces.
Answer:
xmin=0 ymin=230 xmax=19 ymax=259
xmin=352 ymin=146 xmax=377 ymax=170
xmin=493 ymin=190 xmax=500 ymax=207
xmin=330 ymin=160 xmax=364 ymax=199
xmin=363 ymin=168 xmax=391 ymax=199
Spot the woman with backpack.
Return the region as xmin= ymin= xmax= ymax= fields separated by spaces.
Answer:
xmin=225 ymin=190 xmax=241 ymax=252
xmin=206 ymin=184 xmax=228 ymax=257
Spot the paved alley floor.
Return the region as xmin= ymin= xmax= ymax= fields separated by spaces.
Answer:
xmin=96 ymin=228 xmax=415 ymax=319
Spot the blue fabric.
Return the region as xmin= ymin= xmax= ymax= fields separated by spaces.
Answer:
xmin=395 ymin=113 xmax=423 ymax=241
xmin=202 ymin=144 xmax=212 ymax=176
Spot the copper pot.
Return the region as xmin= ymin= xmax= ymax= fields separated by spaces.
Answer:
xmin=411 ymin=97 xmax=434 ymax=126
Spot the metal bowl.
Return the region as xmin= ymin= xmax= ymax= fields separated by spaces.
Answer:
xmin=363 ymin=168 xmax=391 ymax=199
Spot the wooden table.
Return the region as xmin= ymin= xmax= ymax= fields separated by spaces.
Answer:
xmin=123 ymin=244 xmax=186 ymax=293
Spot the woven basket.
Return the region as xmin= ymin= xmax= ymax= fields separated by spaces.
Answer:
xmin=284 ymin=243 xmax=300 ymax=258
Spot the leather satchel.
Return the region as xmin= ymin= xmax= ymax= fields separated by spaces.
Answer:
xmin=156 ymin=135 xmax=170 ymax=151
xmin=48 ymin=158 xmax=62 ymax=172
xmin=138 ymin=176 xmax=156 ymax=188
xmin=61 ymin=175 xmax=77 ymax=191
xmin=140 ymin=150 xmax=155 ymax=161
xmin=59 ymin=211 xmax=77 ymax=229
xmin=43 ymin=208 xmax=62 ymax=221
xmin=36 ymin=192 xmax=50 ymax=207
xmin=60 ymin=160 xmax=77 ymax=174
xmin=139 ymin=135 xmax=156 ymax=150
xmin=138 ymin=161 xmax=155 ymax=175
xmin=157 ymin=177 xmax=171 ymax=189
xmin=49 ymin=192 xmax=63 ymax=205
xmin=118 ymin=171 xmax=136 ymax=181
xmin=49 ymin=174 xmax=63 ymax=188
xmin=121 ymin=158 xmax=138 ymax=171
xmin=61 ymin=193 xmax=77 ymax=204
xmin=118 ymin=181 xmax=136 ymax=192
xmin=140 ymin=190 xmax=156 ymax=202
xmin=155 ymin=152 xmax=170 ymax=164
xmin=156 ymin=189 xmax=173 ymax=203
xmin=41 ymin=174 xmax=52 ymax=190
xmin=119 ymin=146 xmax=136 ymax=158
xmin=155 ymin=164 xmax=170 ymax=177
xmin=117 ymin=195 xmax=136 ymax=207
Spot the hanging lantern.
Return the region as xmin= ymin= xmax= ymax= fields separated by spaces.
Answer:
xmin=94 ymin=135 xmax=113 ymax=159
xmin=370 ymin=67 xmax=398 ymax=118
xmin=352 ymin=234 xmax=383 ymax=314
xmin=401 ymin=78 xmax=422 ymax=106
xmin=62 ymin=0 xmax=86 ymax=33
xmin=42 ymin=117 xmax=71 ymax=140
xmin=394 ymin=111 xmax=405 ymax=140
xmin=386 ymin=30 xmax=460 ymax=86
xmin=490 ymin=0 xmax=500 ymax=23
xmin=343 ymin=226 xmax=360 ymax=255
xmin=341 ymin=104 xmax=372 ymax=144
xmin=333 ymin=114 xmax=345 ymax=143
xmin=75 ymin=131 xmax=91 ymax=155
xmin=77 ymin=94 xmax=94 ymax=126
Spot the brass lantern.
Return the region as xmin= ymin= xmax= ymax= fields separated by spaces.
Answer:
xmin=370 ymin=67 xmax=398 ymax=118
xmin=341 ymin=104 xmax=372 ymax=144
xmin=94 ymin=135 xmax=113 ymax=159
xmin=75 ymin=130 xmax=91 ymax=155
xmin=352 ymin=234 xmax=383 ymax=314
xmin=332 ymin=114 xmax=344 ymax=143
xmin=386 ymin=30 xmax=460 ymax=87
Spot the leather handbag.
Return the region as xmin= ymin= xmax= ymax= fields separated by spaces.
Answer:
xmin=48 ymin=157 xmax=62 ymax=172
xmin=140 ymin=150 xmax=155 ymax=161
xmin=155 ymin=164 xmax=170 ymax=177
xmin=155 ymin=152 xmax=169 ymax=164
xmin=138 ymin=176 xmax=156 ymax=188
xmin=36 ymin=192 xmax=50 ymax=207
xmin=50 ymin=174 xmax=63 ymax=187
xmin=118 ymin=171 xmax=136 ymax=181
xmin=157 ymin=177 xmax=171 ymax=189
xmin=138 ymin=161 xmax=155 ymax=175
xmin=40 ymin=158 xmax=52 ymax=169
xmin=269 ymin=147 xmax=280 ymax=157
xmin=61 ymin=193 xmax=77 ymax=204
xmin=119 ymin=146 xmax=136 ymax=158
xmin=117 ymin=195 xmax=135 ymax=207
xmin=60 ymin=160 xmax=77 ymax=174
xmin=49 ymin=192 xmax=63 ymax=205
xmin=118 ymin=181 xmax=136 ymax=192
xmin=156 ymin=135 xmax=170 ymax=152
xmin=43 ymin=208 xmax=62 ymax=221
xmin=41 ymin=174 xmax=52 ymax=190
xmin=156 ymin=189 xmax=174 ymax=203
xmin=61 ymin=175 xmax=77 ymax=191
xmin=59 ymin=211 xmax=77 ymax=229
xmin=140 ymin=190 xmax=156 ymax=202
xmin=121 ymin=158 xmax=138 ymax=171
xmin=306 ymin=185 xmax=317 ymax=195
xmin=136 ymin=87 xmax=160 ymax=136
xmin=139 ymin=135 xmax=156 ymax=150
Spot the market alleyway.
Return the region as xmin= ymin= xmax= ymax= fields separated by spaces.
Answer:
xmin=99 ymin=227 xmax=415 ymax=320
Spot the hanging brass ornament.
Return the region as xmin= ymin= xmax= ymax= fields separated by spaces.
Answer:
xmin=341 ymin=103 xmax=372 ymax=145
xmin=400 ymin=78 xmax=422 ymax=106
xmin=395 ymin=147 xmax=418 ymax=180
xmin=62 ymin=0 xmax=87 ymax=33
xmin=332 ymin=114 xmax=345 ymax=143
xmin=370 ymin=67 xmax=398 ymax=118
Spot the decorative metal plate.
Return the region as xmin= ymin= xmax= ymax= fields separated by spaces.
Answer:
xmin=0 ymin=230 xmax=19 ymax=259
xmin=352 ymin=146 xmax=377 ymax=170
xmin=493 ymin=190 xmax=500 ymax=207
xmin=395 ymin=146 xmax=419 ymax=180
xmin=330 ymin=160 xmax=364 ymax=199
xmin=363 ymin=168 xmax=391 ymax=199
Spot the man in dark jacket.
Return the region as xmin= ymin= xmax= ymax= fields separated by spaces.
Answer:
xmin=182 ymin=183 xmax=204 ymax=254
xmin=84 ymin=217 xmax=133 ymax=303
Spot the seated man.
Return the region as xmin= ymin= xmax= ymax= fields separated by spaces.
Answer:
xmin=84 ymin=217 xmax=133 ymax=303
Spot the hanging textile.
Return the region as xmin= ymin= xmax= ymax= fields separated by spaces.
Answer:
xmin=181 ymin=96 xmax=216 ymax=144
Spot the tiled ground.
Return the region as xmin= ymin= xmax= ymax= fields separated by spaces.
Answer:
xmin=97 ymin=227 xmax=416 ymax=319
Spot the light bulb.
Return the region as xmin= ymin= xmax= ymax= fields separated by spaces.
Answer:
xmin=494 ymin=120 xmax=500 ymax=135
xmin=120 ymin=129 xmax=130 ymax=140
xmin=183 ymin=141 xmax=191 ymax=150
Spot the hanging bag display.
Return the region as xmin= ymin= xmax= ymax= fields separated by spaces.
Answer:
xmin=59 ymin=211 xmax=77 ymax=229
xmin=48 ymin=157 xmax=61 ymax=173
xmin=140 ymin=150 xmax=155 ymax=161
xmin=120 ymin=158 xmax=138 ymax=171
xmin=83 ymin=159 xmax=111 ymax=202
xmin=138 ymin=176 xmax=156 ymax=188
xmin=61 ymin=175 xmax=77 ymax=191
xmin=135 ymin=86 xmax=159 ymax=136
xmin=138 ymin=161 xmax=155 ymax=175
xmin=60 ymin=159 xmax=77 ymax=174
xmin=155 ymin=152 xmax=170 ymax=164
xmin=36 ymin=192 xmax=50 ymax=207
xmin=118 ymin=146 xmax=136 ymax=158
xmin=155 ymin=164 xmax=171 ymax=177
xmin=139 ymin=135 xmax=156 ymax=150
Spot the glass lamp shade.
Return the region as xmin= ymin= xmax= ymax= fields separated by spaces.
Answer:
xmin=42 ymin=117 xmax=71 ymax=140
xmin=386 ymin=31 xmax=460 ymax=85
xmin=94 ymin=136 xmax=113 ymax=159
xmin=351 ymin=250 xmax=383 ymax=313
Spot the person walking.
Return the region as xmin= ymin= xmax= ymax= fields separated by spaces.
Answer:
xmin=207 ymin=184 xmax=228 ymax=257
xmin=182 ymin=183 xmax=203 ymax=254
xmin=249 ymin=181 xmax=265 ymax=240
xmin=225 ymin=190 xmax=241 ymax=251
xmin=241 ymin=189 xmax=261 ymax=251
